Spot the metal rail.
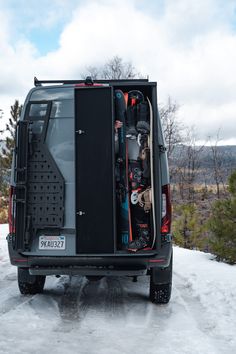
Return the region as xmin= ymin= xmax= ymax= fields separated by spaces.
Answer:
xmin=34 ymin=76 xmax=149 ymax=86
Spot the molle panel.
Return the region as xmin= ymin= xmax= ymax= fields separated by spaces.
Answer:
xmin=27 ymin=141 xmax=64 ymax=233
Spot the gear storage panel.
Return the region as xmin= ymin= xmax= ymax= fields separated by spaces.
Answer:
xmin=75 ymin=87 xmax=116 ymax=254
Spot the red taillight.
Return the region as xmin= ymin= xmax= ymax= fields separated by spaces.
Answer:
xmin=161 ymin=184 xmax=171 ymax=234
xmin=8 ymin=186 xmax=15 ymax=234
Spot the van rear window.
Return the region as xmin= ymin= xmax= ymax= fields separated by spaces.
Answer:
xmin=30 ymin=120 xmax=44 ymax=135
xmin=30 ymin=87 xmax=74 ymax=101
xmin=50 ymin=100 xmax=73 ymax=118
xmin=29 ymin=103 xmax=48 ymax=117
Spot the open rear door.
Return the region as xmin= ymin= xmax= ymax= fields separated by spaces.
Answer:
xmin=75 ymin=87 xmax=116 ymax=254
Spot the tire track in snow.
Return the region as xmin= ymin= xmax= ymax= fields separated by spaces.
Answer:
xmin=51 ymin=276 xmax=109 ymax=331
xmin=0 ymin=271 xmax=36 ymax=317
xmin=0 ymin=292 xmax=35 ymax=317
xmin=55 ymin=276 xmax=128 ymax=328
xmin=46 ymin=275 xmax=87 ymax=332
xmin=174 ymin=272 xmax=235 ymax=354
xmin=78 ymin=278 xmax=108 ymax=322
xmin=57 ymin=275 xmax=85 ymax=322
xmin=0 ymin=272 xmax=17 ymax=295
xmin=105 ymin=277 xmax=126 ymax=320
xmin=0 ymin=270 xmax=233 ymax=354
xmin=121 ymin=276 xmax=154 ymax=328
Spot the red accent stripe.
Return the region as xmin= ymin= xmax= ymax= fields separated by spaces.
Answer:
xmin=124 ymin=92 xmax=128 ymax=105
xmin=161 ymin=184 xmax=172 ymax=234
xmin=74 ymin=83 xmax=105 ymax=87
xmin=148 ymin=259 xmax=165 ymax=263
xmin=131 ymin=98 xmax=136 ymax=106
xmin=13 ymin=258 xmax=28 ymax=263
xmin=8 ymin=186 xmax=15 ymax=234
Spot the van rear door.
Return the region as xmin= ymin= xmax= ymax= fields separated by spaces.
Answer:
xmin=75 ymin=87 xmax=116 ymax=254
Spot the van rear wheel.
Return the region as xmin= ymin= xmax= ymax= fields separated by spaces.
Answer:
xmin=149 ymin=253 xmax=172 ymax=304
xmin=18 ymin=268 xmax=46 ymax=295
xmin=149 ymin=282 xmax=172 ymax=304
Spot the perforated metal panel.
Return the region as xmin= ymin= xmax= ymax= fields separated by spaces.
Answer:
xmin=27 ymin=140 xmax=64 ymax=234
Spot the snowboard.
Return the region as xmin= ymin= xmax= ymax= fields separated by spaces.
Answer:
xmin=115 ymin=90 xmax=155 ymax=251
xmin=115 ymin=89 xmax=132 ymax=247
xmin=127 ymin=94 xmax=153 ymax=252
xmin=147 ymin=97 xmax=156 ymax=249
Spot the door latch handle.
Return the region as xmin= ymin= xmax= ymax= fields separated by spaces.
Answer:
xmin=77 ymin=211 xmax=85 ymax=216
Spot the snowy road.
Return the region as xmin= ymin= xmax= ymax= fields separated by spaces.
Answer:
xmin=0 ymin=224 xmax=236 ymax=354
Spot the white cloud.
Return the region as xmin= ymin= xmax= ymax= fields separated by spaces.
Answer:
xmin=0 ymin=0 xmax=236 ymax=143
xmin=180 ymin=101 xmax=236 ymax=140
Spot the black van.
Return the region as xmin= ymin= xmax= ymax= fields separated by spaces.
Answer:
xmin=7 ymin=77 xmax=172 ymax=304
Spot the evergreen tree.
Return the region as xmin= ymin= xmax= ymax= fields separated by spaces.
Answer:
xmin=1 ymin=100 xmax=22 ymax=169
xmin=0 ymin=108 xmax=6 ymax=190
xmin=209 ymin=170 xmax=236 ymax=264
xmin=0 ymin=108 xmax=3 ymax=136
xmin=173 ymin=203 xmax=205 ymax=249
xmin=0 ymin=108 xmax=9 ymax=222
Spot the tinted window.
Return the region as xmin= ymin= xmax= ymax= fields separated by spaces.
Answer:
xmin=30 ymin=120 xmax=44 ymax=135
xmin=29 ymin=103 xmax=48 ymax=117
xmin=50 ymin=100 xmax=74 ymax=118
xmin=46 ymin=118 xmax=74 ymax=182
xmin=30 ymin=87 xmax=74 ymax=101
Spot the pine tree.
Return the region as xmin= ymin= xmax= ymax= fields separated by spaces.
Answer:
xmin=0 ymin=108 xmax=6 ymax=190
xmin=209 ymin=170 xmax=236 ymax=264
xmin=0 ymin=108 xmax=3 ymax=136
xmin=0 ymin=108 xmax=9 ymax=222
xmin=1 ymin=100 xmax=22 ymax=169
xmin=173 ymin=203 xmax=205 ymax=249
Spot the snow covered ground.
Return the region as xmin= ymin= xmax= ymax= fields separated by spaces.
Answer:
xmin=0 ymin=223 xmax=235 ymax=354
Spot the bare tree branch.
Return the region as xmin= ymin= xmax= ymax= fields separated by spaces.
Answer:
xmin=81 ymin=55 xmax=142 ymax=80
xmin=159 ymin=97 xmax=184 ymax=160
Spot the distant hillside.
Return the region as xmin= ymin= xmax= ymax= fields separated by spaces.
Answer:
xmin=170 ymin=145 xmax=236 ymax=184
xmin=1 ymin=139 xmax=236 ymax=184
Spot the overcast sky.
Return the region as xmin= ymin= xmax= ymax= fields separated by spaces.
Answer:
xmin=0 ymin=0 xmax=236 ymax=144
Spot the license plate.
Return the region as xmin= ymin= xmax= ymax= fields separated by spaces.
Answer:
xmin=39 ymin=235 xmax=65 ymax=250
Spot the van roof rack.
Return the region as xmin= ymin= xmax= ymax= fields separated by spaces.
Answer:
xmin=34 ymin=76 xmax=149 ymax=87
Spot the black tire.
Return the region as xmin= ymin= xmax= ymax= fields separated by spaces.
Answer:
xmin=149 ymin=253 xmax=173 ymax=304
xmin=149 ymin=282 xmax=172 ymax=304
xmin=18 ymin=268 xmax=46 ymax=295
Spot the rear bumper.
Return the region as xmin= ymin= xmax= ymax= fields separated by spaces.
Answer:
xmin=8 ymin=240 xmax=172 ymax=276
xmin=30 ymin=268 xmax=147 ymax=277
